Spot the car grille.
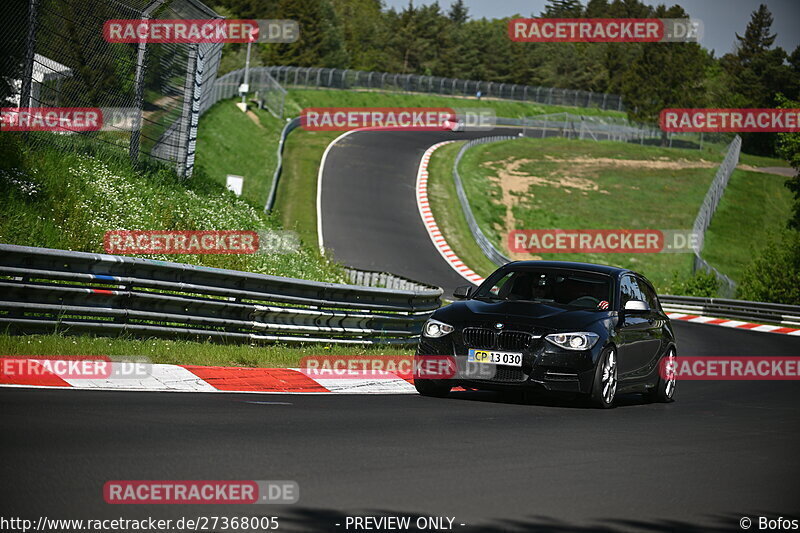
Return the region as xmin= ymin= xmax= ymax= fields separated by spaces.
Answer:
xmin=493 ymin=366 xmax=525 ymax=382
xmin=462 ymin=327 xmax=535 ymax=351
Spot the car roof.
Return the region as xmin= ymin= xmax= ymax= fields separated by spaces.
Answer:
xmin=502 ymin=260 xmax=631 ymax=277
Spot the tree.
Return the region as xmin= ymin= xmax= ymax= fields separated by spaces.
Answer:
xmin=621 ymin=5 xmax=708 ymax=143
xmin=723 ymin=5 xmax=799 ymax=154
xmin=774 ymin=94 xmax=800 ymax=230
xmin=448 ymin=0 xmax=468 ymax=24
xmin=541 ymin=0 xmax=584 ymax=18
xmin=331 ymin=0 xmax=391 ymax=71
xmin=261 ymin=0 xmax=349 ymax=68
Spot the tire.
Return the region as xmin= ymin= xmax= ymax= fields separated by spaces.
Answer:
xmin=588 ymin=347 xmax=617 ymax=409
xmin=414 ymin=379 xmax=452 ymax=398
xmin=647 ymin=348 xmax=676 ymax=403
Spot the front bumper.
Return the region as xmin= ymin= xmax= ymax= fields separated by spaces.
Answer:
xmin=417 ymin=334 xmax=599 ymax=394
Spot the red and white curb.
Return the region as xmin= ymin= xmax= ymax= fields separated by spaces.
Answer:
xmin=0 ymin=359 xmax=418 ymax=394
xmin=416 ymin=141 xmax=485 ymax=286
xmin=666 ymin=313 xmax=800 ymax=336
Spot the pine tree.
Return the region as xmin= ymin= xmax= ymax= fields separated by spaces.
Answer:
xmin=541 ymin=0 xmax=584 ymax=18
xmin=448 ymin=0 xmax=468 ymax=24
xmin=261 ymin=0 xmax=349 ymax=68
xmin=621 ymin=5 xmax=708 ymax=144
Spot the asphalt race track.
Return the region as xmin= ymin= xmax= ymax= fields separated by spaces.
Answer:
xmin=3 ymin=322 xmax=800 ymax=532
xmin=4 ymin=128 xmax=800 ymax=532
xmin=319 ymin=128 xmax=525 ymax=295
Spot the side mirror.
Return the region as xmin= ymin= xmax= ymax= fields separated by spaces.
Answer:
xmin=624 ymin=300 xmax=649 ymax=312
xmin=453 ymin=285 xmax=473 ymax=299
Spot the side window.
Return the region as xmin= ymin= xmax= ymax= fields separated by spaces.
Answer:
xmin=637 ymin=277 xmax=660 ymax=312
xmin=619 ymin=275 xmax=643 ymax=306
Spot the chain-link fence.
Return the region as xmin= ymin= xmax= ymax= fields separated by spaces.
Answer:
xmin=2 ymin=0 xmax=223 ymax=178
xmin=517 ymin=112 xmax=729 ymax=149
xmin=691 ymin=135 xmax=742 ymax=296
xmin=264 ymin=66 xmax=626 ymax=112
xmin=204 ymin=67 xmax=286 ymax=118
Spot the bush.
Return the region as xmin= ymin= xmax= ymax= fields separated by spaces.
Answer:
xmin=737 ymin=231 xmax=800 ymax=305
xmin=663 ymin=269 xmax=719 ymax=297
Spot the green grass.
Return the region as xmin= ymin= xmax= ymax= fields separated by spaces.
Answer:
xmin=284 ymin=88 xmax=627 ymax=120
xmin=0 ymin=132 xmax=344 ymax=283
xmin=272 ymin=129 xmax=340 ymax=250
xmin=0 ymin=333 xmax=412 ymax=368
xmin=427 ymin=141 xmax=498 ymax=278
xmin=431 ymin=136 xmax=790 ymax=292
xmin=703 ymin=169 xmax=794 ymax=281
xmin=195 ymin=100 xmax=283 ymax=208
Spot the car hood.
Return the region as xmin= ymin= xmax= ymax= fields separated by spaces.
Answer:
xmin=433 ymin=299 xmax=611 ymax=331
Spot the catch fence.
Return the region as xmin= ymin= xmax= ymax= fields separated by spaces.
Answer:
xmin=4 ymin=0 xmax=224 ymax=177
xmin=264 ymin=65 xmax=626 ymax=112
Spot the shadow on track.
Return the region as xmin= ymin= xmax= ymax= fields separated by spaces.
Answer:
xmin=276 ymin=507 xmax=762 ymax=532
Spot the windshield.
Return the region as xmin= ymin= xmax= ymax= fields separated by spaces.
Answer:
xmin=473 ymin=269 xmax=613 ymax=310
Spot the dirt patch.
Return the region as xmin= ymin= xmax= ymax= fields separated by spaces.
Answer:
xmin=246 ymin=110 xmax=263 ymax=128
xmin=736 ymin=164 xmax=795 ymax=177
xmin=480 ymin=157 xmax=606 ymax=238
xmin=541 ymin=155 xmax=717 ymax=170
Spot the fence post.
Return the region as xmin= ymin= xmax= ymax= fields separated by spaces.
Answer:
xmin=129 ymin=0 xmax=166 ymax=166
xmin=175 ymin=44 xmax=198 ymax=178
xmin=19 ymin=0 xmax=39 ymax=112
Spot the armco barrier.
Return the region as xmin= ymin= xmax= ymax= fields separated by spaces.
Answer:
xmin=659 ymin=295 xmax=800 ymax=327
xmin=452 ymin=136 xmax=517 ymax=267
xmin=265 ymin=116 xmax=302 ymax=212
xmin=0 ymin=245 xmax=442 ymax=345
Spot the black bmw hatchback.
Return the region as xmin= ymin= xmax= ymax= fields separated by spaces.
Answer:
xmin=415 ymin=261 xmax=677 ymax=408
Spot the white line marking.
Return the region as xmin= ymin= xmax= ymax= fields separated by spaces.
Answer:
xmin=316 ymin=129 xmax=361 ymax=253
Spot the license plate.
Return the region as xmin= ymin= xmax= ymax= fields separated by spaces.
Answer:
xmin=467 ymin=349 xmax=523 ymax=367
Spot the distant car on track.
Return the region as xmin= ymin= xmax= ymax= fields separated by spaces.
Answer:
xmin=443 ymin=118 xmax=465 ymax=131
xmin=415 ymin=261 xmax=677 ymax=408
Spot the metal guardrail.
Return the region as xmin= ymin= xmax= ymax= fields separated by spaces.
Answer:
xmin=343 ymin=268 xmax=437 ymax=292
xmin=265 ymin=116 xmax=302 ymax=212
xmin=453 ymin=136 xmax=517 ymax=268
xmin=0 ymin=245 xmax=442 ymax=345
xmin=659 ymin=295 xmax=800 ymax=327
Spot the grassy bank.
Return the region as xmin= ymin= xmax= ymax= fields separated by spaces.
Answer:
xmin=429 ymin=136 xmax=791 ymax=292
xmin=0 ymin=333 xmax=412 ymax=368
xmin=703 ymin=168 xmax=794 ymax=281
xmin=273 ymin=129 xmax=340 ymax=250
xmin=0 ymin=132 xmax=344 ymax=283
xmin=195 ymin=100 xmax=282 ymax=208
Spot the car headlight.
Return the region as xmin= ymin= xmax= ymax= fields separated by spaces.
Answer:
xmin=422 ymin=318 xmax=454 ymax=338
xmin=545 ymin=332 xmax=599 ymax=351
